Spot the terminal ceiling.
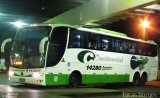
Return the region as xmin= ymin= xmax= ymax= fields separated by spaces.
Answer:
xmin=0 ymin=0 xmax=160 ymax=44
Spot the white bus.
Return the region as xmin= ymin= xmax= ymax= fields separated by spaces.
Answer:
xmin=9 ymin=24 xmax=158 ymax=87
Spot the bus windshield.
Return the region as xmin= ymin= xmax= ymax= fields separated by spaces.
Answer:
xmin=10 ymin=26 xmax=51 ymax=69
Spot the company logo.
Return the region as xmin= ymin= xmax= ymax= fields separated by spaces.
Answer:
xmin=78 ymin=50 xmax=96 ymax=63
xmin=130 ymin=56 xmax=148 ymax=70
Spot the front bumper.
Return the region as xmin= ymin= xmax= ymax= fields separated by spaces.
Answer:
xmin=9 ymin=75 xmax=45 ymax=86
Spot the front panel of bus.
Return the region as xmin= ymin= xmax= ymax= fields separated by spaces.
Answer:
xmin=9 ymin=26 xmax=52 ymax=85
xmin=9 ymin=25 xmax=69 ymax=85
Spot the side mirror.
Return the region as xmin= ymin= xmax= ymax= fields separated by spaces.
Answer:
xmin=39 ymin=37 xmax=48 ymax=54
xmin=1 ymin=38 xmax=12 ymax=53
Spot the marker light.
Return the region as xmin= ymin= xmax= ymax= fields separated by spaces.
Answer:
xmin=32 ymin=72 xmax=43 ymax=78
xmin=9 ymin=71 xmax=14 ymax=77
xmin=13 ymin=61 xmax=23 ymax=66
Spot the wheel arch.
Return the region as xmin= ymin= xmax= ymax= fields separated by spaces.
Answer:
xmin=69 ymin=70 xmax=82 ymax=84
xmin=141 ymin=72 xmax=148 ymax=81
xmin=132 ymin=71 xmax=140 ymax=82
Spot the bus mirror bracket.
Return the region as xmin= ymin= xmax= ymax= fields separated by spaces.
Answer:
xmin=1 ymin=38 xmax=12 ymax=53
xmin=39 ymin=37 xmax=48 ymax=54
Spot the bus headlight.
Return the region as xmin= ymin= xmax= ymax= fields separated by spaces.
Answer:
xmin=9 ymin=71 xmax=14 ymax=77
xmin=32 ymin=72 xmax=43 ymax=78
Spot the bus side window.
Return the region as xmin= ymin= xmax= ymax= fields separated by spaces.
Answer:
xmin=121 ymin=41 xmax=128 ymax=53
xmin=146 ymin=44 xmax=156 ymax=56
xmin=87 ymin=34 xmax=98 ymax=50
xmin=128 ymin=42 xmax=137 ymax=54
xmin=111 ymin=38 xmax=116 ymax=52
xmin=115 ymin=39 xmax=120 ymax=52
xmin=152 ymin=45 xmax=157 ymax=57
xmin=139 ymin=44 xmax=157 ymax=57
xmin=141 ymin=44 xmax=147 ymax=56
xmin=70 ymin=34 xmax=81 ymax=48
xmin=138 ymin=43 xmax=142 ymax=55
xmin=69 ymin=30 xmax=83 ymax=48
xmin=101 ymin=37 xmax=110 ymax=51
xmin=147 ymin=45 xmax=152 ymax=56
xmin=114 ymin=39 xmax=124 ymax=53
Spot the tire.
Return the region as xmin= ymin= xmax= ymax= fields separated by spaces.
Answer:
xmin=132 ymin=73 xmax=140 ymax=87
xmin=140 ymin=74 xmax=147 ymax=86
xmin=68 ymin=73 xmax=81 ymax=88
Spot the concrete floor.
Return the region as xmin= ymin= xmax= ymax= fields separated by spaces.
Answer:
xmin=0 ymin=72 xmax=160 ymax=98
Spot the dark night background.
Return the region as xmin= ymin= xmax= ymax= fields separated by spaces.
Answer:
xmin=0 ymin=0 xmax=160 ymax=44
xmin=103 ymin=14 xmax=160 ymax=44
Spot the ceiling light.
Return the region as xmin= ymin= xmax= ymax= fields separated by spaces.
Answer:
xmin=10 ymin=21 xmax=28 ymax=28
xmin=135 ymin=9 xmax=155 ymax=13
xmin=145 ymin=4 xmax=160 ymax=10
xmin=141 ymin=19 xmax=150 ymax=28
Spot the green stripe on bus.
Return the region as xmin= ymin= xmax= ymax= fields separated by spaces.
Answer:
xmin=45 ymin=74 xmax=129 ymax=85
xmin=45 ymin=74 xmax=69 ymax=85
xmin=82 ymin=74 xmax=129 ymax=84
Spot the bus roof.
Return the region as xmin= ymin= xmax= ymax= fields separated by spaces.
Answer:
xmin=91 ymin=28 xmax=127 ymax=37
xmin=25 ymin=24 xmax=157 ymax=45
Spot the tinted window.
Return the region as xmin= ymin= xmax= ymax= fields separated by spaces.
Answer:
xmin=68 ymin=29 xmax=157 ymax=57
xmin=15 ymin=26 xmax=50 ymax=40
xmin=128 ymin=42 xmax=137 ymax=54
xmin=121 ymin=41 xmax=128 ymax=53
xmin=101 ymin=37 xmax=112 ymax=51
xmin=69 ymin=29 xmax=83 ymax=48
xmin=47 ymin=27 xmax=68 ymax=67
xmin=87 ymin=34 xmax=99 ymax=50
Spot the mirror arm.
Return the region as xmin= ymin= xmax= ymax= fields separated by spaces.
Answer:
xmin=1 ymin=38 xmax=12 ymax=53
xmin=39 ymin=37 xmax=48 ymax=54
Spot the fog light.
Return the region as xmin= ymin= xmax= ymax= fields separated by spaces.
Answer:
xmin=32 ymin=72 xmax=42 ymax=78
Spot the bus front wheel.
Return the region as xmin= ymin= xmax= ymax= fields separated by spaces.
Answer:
xmin=68 ymin=73 xmax=81 ymax=88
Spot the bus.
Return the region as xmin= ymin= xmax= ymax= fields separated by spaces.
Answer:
xmin=9 ymin=24 xmax=158 ymax=87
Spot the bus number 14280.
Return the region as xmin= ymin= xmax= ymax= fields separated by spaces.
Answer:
xmin=87 ymin=65 xmax=102 ymax=70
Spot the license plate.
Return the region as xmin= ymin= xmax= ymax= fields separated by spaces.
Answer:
xmin=19 ymin=78 xmax=25 ymax=83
